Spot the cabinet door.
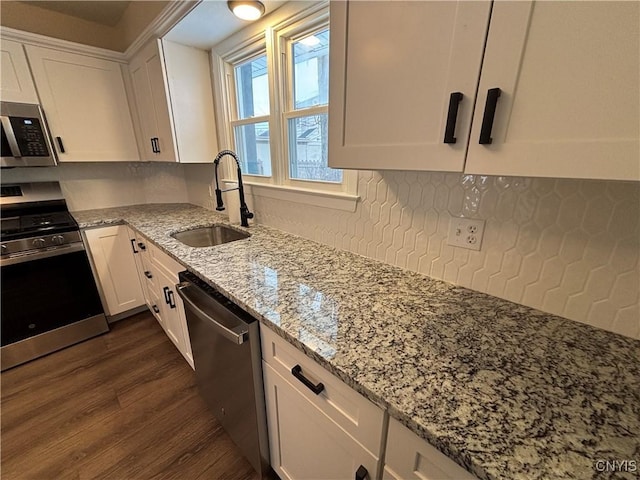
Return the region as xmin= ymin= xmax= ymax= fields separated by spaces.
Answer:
xmin=162 ymin=39 xmax=219 ymax=164
xmin=0 ymin=40 xmax=38 ymax=103
xmin=84 ymin=226 xmax=145 ymax=316
xmin=328 ymin=1 xmax=490 ymax=172
xmin=263 ymin=363 xmax=379 ymax=480
xmin=383 ymin=418 xmax=477 ymax=480
xmin=25 ymin=45 xmax=140 ymax=162
xmin=465 ymin=1 xmax=640 ymax=181
xmin=129 ymin=39 xmax=177 ymax=162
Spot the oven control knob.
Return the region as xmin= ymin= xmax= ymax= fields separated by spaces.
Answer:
xmin=32 ymin=238 xmax=46 ymax=248
xmin=51 ymin=235 xmax=65 ymax=246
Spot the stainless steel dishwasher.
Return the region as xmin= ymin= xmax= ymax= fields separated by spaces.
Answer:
xmin=176 ymin=271 xmax=270 ymax=478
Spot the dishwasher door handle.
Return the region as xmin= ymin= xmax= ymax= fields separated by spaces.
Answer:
xmin=176 ymin=283 xmax=248 ymax=345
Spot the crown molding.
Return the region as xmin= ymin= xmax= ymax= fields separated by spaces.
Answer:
xmin=0 ymin=1 xmax=200 ymax=62
xmin=0 ymin=26 xmax=127 ymax=62
xmin=124 ymin=1 xmax=201 ymax=59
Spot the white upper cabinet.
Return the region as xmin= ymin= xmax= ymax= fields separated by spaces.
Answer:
xmin=129 ymin=38 xmax=177 ymax=162
xmin=330 ymin=0 xmax=639 ymax=182
xmin=25 ymin=45 xmax=140 ymax=162
xmin=128 ymin=38 xmax=219 ymax=163
xmin=0 ymin=40 xmax=38 ymax=103
xmin=465 ymin=1 xmax=640 ymax=181
xmin=328 ymin=1 xmax=491 ymax=172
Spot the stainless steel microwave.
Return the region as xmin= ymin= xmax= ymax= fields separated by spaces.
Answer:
xmin=1 ymin=101 xmax=57 ymax=167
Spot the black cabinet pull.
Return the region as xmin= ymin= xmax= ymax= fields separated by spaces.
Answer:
xmin=291 ymin=364 xmax=324 ymax=395
xmin=151 ymin=137 xmax=160 ymax=154
xmin=355 ymin=465 xmax=369 ymax=480
xmin=167 ymin=290 xmax=176 ymax=309
xmin=137 ymin=242 xmax=146 ymax=251
xmin=163 ymin=286 xmax=170 ymax=304
xmin=130 ymin=239 xmax=139 ymax=254
xmin=443 ymin=92 xmax=463 ymax=144
xmin=152 ymin=305 xmax=160 ymax=314
xmin=56 ymin=136 xmax=65 ymax=153
xmin=479 ymin=87 xmax=501 ymax=145
xmin=144 ymin=271 xmax=152 ymax=279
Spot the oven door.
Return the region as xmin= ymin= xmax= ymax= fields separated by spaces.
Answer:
xmin=1 ymin=245 xmax=105 ymax=346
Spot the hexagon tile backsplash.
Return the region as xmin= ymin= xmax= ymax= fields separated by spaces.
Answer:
xmin=250 ymin=171 xmax=640 ymax=339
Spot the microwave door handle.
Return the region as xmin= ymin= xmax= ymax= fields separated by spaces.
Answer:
xmin=0 ymin=116 xmax=21 ymax=157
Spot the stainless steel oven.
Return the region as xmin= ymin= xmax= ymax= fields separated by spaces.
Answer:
xmin=1 ymin=182 xmax=107 ymax=370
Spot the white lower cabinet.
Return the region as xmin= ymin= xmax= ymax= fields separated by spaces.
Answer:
xmin=127 ymin=227 xmax=193 ymax=369
xmin=84 ymin=225 xmax=145 ymax=316
xmin=383 ymin=418 xmax=477 ymax=480
xmin=261 ymin=325 xmax=384 ymax=480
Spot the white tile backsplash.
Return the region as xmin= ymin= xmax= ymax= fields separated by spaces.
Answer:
xmin=185 ymin=168 xmax=638 ymax=339
xmin=1 ymin=162 xmax=188 ymax=211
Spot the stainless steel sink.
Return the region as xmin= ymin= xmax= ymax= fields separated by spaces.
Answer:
xmin=171 ymin=225 xmax=250 ymax=247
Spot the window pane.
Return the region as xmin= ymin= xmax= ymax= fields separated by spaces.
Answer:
xmin=293 ymin=30 xmax=329 ymax=109
xmin=234 ymin=122 xmax=271 ymax=176
xmin=288 ymin=114 xmax=340 ymax=182
xmin=235 ymin=55 xmax=269 ymax=119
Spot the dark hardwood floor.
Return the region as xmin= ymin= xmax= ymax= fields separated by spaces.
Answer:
xmin=1 ymin=311 xmax=258 ymax=480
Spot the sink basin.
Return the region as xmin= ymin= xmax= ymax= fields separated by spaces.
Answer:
xmin=171 ymin=225 xmax=250 ymax=247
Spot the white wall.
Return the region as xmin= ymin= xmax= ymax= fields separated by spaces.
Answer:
xmin=1 ymin=162 xmax=188 ymax=211
xmin=184 ymin=164 xmax=639 ymax=340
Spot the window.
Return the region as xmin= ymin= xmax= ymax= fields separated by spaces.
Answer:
xmin=213 ymin=3 xmax=357 ymax=208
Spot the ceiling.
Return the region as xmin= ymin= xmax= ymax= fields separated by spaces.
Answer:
xmin=21 ymin=1 xmax=132 ymax=27
xmin=165 ymin=0 xmax=287 ymax=50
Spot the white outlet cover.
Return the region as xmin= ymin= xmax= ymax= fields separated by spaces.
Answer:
xmin=447 ymin=217 xmax=486 ymax=251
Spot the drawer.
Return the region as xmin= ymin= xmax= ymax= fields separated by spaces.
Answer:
xmin=148 ymin=242 xmax=184 ymax=281
xmin=383 ymin=418 xmax=477 ymax=480
xmin=260 ymin=325 xmax=384 ymax=456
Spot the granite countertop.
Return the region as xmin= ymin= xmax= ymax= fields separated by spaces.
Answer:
xmin=73 ymin=203 xmax=640 ymax=480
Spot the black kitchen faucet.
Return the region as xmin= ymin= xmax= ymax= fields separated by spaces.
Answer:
xmin=213 ymin=150 xmax=254 ymax=227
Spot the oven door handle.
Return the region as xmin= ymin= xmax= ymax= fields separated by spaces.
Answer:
xmin=0 ymin=243 xmax=85 ymax=267
xmin=1 ymin=116 xmax=22 ymax=158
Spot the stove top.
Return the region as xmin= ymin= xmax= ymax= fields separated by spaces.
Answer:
xmin=0 ymin=182 xmax=78 ymax=241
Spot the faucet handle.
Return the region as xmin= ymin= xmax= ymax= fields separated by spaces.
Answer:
xmin=215 ymin=188 xmax=225 ymax=211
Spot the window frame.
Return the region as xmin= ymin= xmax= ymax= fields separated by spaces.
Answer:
xmin=211 ymin=2 xmax=358 ymax=209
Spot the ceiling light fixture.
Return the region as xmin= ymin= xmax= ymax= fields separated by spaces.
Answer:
xmin=228 ymin=1 xmax=265 ymax=21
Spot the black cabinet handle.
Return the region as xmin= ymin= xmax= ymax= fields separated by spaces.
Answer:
xmin=152 ymin=305 xmax=160 ymax=314
xmin=56 ymin=136 xmax=65 ymax=153
xmin=167 ymin=289 xmax=176 ymax=309
xmin=151 ymin=137 xmax=160 ymax=154
xmin=144 ymin=271 xmax=152 ymax=279
xmin=163 ymin=286 xmax=170 ymax=305
xmin=443 ymin=92 xmax=463 ymax=144
xmin=291 ymin=364 xmax=324 ymax=395
xmin=355 ymin=465 xmax=369 ymax=480
xmin=137 ymin=242 xmax=146 ymax=251
xmin=130 ymin=239 xmax=139 ymax=254
xmin=479 ymin=87 xmax=501 ymax=145
xmin=150 ymin=138 xmax=156 ymax=153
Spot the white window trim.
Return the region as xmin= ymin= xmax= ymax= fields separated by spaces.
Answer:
xmin=210 ymin=1 xmax=359 ymax=210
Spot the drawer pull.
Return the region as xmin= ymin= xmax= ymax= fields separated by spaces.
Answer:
xmin=130 ymin=239 xmax=139 ymax=254
xmin=137 ymin=242 xmax=146 ymax=251
xmin=291 ymin=364 xmax=324 ymax=395
xmin=144 ymin=271 xmax=153 ymax=279
xmin=152 ymin=305 xmax=160 ymax=314
xmin=355 ymin=465 xmax=369 ymax=480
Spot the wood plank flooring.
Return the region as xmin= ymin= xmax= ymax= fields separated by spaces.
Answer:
xmin=1 ymin=312 xmax=259 ymax=480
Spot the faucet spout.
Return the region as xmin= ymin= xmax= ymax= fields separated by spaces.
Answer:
xmin=213 ymin=150 xmax=254 ymax=227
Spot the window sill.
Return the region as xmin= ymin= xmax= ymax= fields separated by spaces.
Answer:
xmin=224 ymin=179 xmax=359 ymax=212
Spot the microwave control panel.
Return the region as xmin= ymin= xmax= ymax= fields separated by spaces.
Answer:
xmin=10 ymin=117 xmax=51 ymax=157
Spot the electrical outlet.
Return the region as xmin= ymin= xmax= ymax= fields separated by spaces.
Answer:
xmin=447 ymin=217 xmax=485 ymax=251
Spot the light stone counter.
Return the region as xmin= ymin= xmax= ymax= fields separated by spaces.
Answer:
xmin=74 ymin=203 xmax=640 ymax=480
